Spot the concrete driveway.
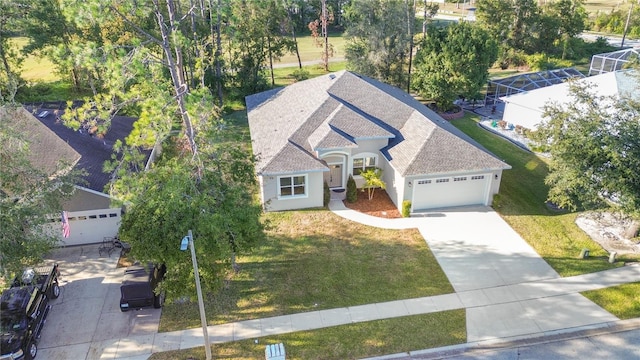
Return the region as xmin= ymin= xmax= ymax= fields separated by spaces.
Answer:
xmin=38 ymin=244 xmax=161 ymax=360
xmin=414 ymin=206 xmax=560 ymax=292
xmin=330 ymin=202 xmax=620 ymax=342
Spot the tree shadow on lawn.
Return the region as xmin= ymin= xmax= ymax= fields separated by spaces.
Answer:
xmin=160 ymin=209 xmax=454 ymax=330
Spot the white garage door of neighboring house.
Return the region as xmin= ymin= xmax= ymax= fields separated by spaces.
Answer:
xmin=412 ymin=174 xmax=489 ymax=211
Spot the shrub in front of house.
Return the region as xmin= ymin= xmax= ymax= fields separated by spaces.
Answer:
xmin=323 ymin=181 xmax=330 ymax=207
xmin=402 ymin=200 xmax=411 ymax=218
xmin=346 ymin=175 xmax=357 ymax=203
xmin=492 ymin=193 xmax=502 ymax=209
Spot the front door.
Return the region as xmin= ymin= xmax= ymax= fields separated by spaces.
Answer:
xmin=329 ymin=164 xmax=342 ymax=188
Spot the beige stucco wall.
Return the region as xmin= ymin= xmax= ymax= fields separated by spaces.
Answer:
xmin=488 ymin=170 xmax=504 ymax=202
xmin=380 ymin=157 xmax=404 ymax=211
xmin=261 ymin=171 xmax=325 ymax=211
xmin=349 ymin=139 xmax=388 ymax=188
xmin=62 ymin=187 xmax=112 ymax=211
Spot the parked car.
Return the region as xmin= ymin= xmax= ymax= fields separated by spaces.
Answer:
xmin=119 ymin=263 xmax=166 ymax=312
xmin=1 ymin=264 xmax=60 ymax=360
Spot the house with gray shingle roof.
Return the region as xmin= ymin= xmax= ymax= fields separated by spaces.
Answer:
xmin=247 ymin=71 xmax=511 ymax=212
xmin=1 ymin=105 xmax=146 ymax=246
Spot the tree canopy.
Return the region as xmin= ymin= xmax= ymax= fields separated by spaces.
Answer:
xmin=117 ymin=146 xmax=263 ymax=297
xmin=534 ymin=75 xmax=640 ymax=216
xmin=475 ymin=0 xmax=588 ymax=60
xmin=36 ymin=0 xmax=268 ymax=298
xmin=412 ymin=21 xmax=497 ymax=111
xmin=343 ymin=0 xmax=414 ymax=88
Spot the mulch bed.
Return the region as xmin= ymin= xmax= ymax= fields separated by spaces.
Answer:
xmin=343 ymin=189 xmax=402 ymax=219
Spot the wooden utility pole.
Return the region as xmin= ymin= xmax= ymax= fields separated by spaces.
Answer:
xmin=621 ymin=1 xmax=635 ymax=48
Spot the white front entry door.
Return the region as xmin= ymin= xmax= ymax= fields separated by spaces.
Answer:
xmin=328 ymin=164 xmax=342 ymax=188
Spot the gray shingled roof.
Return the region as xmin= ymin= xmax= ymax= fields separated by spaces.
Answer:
xmin=1 ymin=106 xmax=81 ymax=176
xmin=247 ymin=70 xmax=510 ymax=176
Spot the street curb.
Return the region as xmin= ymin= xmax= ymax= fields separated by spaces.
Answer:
xmin=362 ymin=318 xmax=640 ymax=360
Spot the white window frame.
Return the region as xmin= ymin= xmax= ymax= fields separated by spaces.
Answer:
xmin=352 ymin=153 xmax=378 ymax=176
xmin=277 ymin=174 xmax=308 ymax=199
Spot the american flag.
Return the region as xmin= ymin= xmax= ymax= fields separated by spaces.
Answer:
xmin=61 ymin=211 xmax=70 ymax=238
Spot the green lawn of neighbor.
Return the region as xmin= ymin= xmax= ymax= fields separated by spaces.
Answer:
xmin=582 ymin=282 xmax=640 ymax=319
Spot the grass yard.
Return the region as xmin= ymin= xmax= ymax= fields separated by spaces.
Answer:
xmin=583 ymin=0 xmax=631 ymax=14
xmin=150 ymin=310 xmax=465 ymax=360
xmin=272 ymin=34 xmax=347 ymax=65
xmin=271 ymin=61 xmax=348 ymax=87
xmin=450 ymin=114 xmax=639 ymax=277
xmin=159 ymin=210 xmax=454 ymax=331
xmin=10 ymin=37 xmax=60 ymax=83
xmin=582 ymin=282 xmax=640 ymax=319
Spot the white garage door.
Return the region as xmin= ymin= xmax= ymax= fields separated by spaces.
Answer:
xmin=412 ymin=174 xmax=489 ymax=211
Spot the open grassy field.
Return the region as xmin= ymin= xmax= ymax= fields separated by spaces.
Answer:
xmin=10 ymin=37 xmax=59 ymax=82
xmin=273 ymin=34 xmax=347 ymax=66
xmin=583 ymin=0 xmax=632 ymax=14
xmin=435 ymin=1 xmax=627 ymax=15
xmin=154 ymin=207 xmax=462 ymax=359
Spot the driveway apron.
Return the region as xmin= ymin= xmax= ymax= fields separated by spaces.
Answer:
xmin=412 ymin=206 xmax=618 ymax=341
xmin=414 ymin=206 xmax=559 ymax=292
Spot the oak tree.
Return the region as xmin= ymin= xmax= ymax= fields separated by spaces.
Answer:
xmin=534 ymin=77 xmax=640 ymax=216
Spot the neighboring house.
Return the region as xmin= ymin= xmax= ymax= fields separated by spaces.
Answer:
xmin=501 ymin=70 xmax=638 ymax=130
xmin=1 ymin=106 xmax=144 ymax=246
xmin=247 ymin=70 xmax=511 ymax=213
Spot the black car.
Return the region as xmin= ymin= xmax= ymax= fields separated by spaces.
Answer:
xmin=1 ymin=264 xmax=60 ymax=360
xmin=119 ymin=263 xmax=166 ymax=312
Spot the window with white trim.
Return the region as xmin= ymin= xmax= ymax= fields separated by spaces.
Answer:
xmin=278 ymin=175 xmax=307 ymax=197
xmin=436 ymin=178 xmax=450 ymax=183
xmin=417 ymin=180 xmax=431 ymax=185
xmin=352 ymin=155 xmax=377 ymax=175
xmin=471 ymin=175 xmax=485 ymax=180
xmin=454 ymin=177 xmax=467 ymax=182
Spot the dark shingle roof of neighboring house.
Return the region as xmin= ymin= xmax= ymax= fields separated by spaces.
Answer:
xmin=1 ymin=106 xmax=81 ymax=176
xmin=22 ymin=106 xmax=142 ymax=193
xmin=247 ymin=70 xmax=510 ymax=177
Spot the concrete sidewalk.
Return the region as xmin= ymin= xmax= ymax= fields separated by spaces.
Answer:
xmin=88 ymin=264 xmax=640 ymax=359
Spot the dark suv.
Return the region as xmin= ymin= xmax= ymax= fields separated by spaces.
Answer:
xmin=119 ymin=263 xmax=166 ymax=312
xmin=1 ymin=264 xmax=60 ymax=360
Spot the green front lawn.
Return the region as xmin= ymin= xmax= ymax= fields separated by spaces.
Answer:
xmin=451 ymin=114 xmax=638 ymax=276
xmin=160 ymin=210 xmax=454 ymax=331
xmin=150 ymin=310 xmax=466 ymax=360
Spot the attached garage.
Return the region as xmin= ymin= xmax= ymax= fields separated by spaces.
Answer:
xmin=412 ymin=174 xmax=490 ymax=211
